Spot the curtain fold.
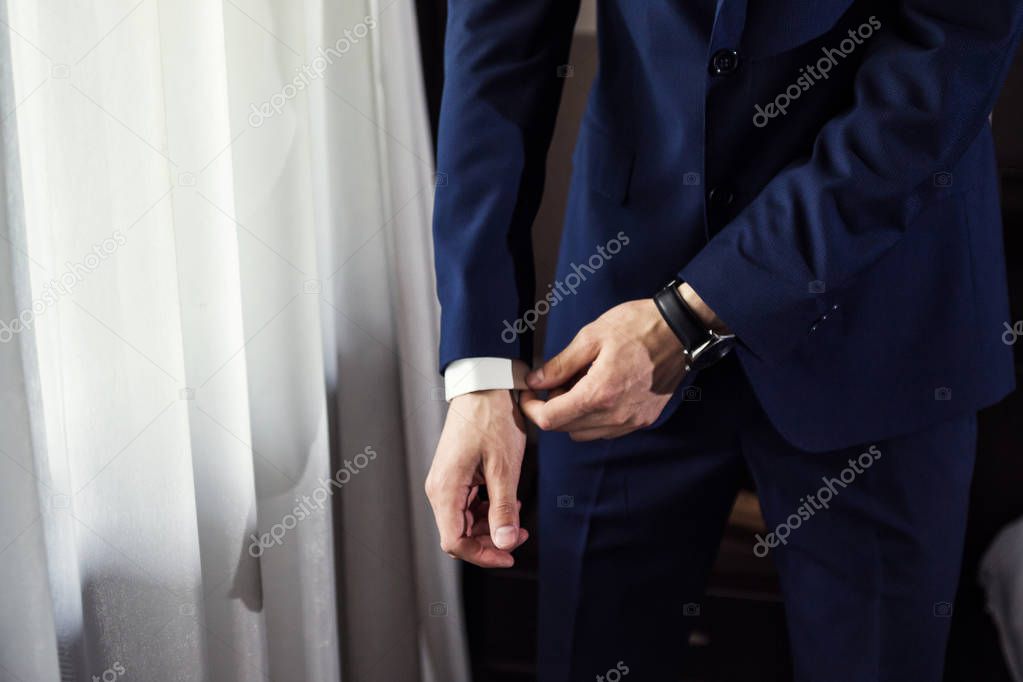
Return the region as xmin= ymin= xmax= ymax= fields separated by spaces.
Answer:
xmin=0 ymin=0 xmax=463 ymax=680
xmin=0 ymin=7 xmax=63 ymax=680
xmin=325 ymin=0 xmax=470 ymax=679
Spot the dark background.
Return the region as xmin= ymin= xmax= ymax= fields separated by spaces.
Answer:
xmin=414 ymin=3 xmax=1023 ymax=678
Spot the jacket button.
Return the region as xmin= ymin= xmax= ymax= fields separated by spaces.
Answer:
xmin=708 ymin=186 xmax=735 ymax=209
xmin=710 ymin=49 xmax=740 ymax=76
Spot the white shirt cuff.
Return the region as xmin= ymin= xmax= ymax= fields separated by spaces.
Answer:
xmin=444 ymin=357 xmax=529 ymax=401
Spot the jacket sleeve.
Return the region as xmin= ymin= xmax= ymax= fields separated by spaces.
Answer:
xmin=681 ymin=1 xmax=1023 ymax=365
xmin=432 ymin=0 xmax=581 ymax=372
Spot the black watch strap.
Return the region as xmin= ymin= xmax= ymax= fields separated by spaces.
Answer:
xmin=653 ymin=280 xmax=711 ymax=356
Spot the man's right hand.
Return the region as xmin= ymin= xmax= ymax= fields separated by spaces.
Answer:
xmin=425 ymin=389 xmax=530 ymax=568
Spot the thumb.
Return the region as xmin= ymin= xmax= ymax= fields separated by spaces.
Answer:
xmin=484 ymin=461 xmax=521 ymax=550
xmin=527 ymin=327 xmax=599 ymax=389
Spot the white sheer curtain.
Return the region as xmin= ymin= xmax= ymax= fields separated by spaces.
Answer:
xmin=0 ymin=0 xmax=465 ymax=680
xmin=981 ymin=519 xmax=1023 ymax=682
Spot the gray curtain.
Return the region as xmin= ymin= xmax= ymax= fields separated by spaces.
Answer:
xmin=980 ymin=519 xmax=1023 ymax=682
xmin=0 ymin=0 xmax=467 ymax=680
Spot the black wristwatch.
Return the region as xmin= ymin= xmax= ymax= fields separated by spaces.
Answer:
xmin=653 ymin=280 xmax=736 ymax=371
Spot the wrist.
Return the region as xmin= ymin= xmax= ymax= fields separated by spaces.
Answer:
xmin=677 ymin=282 xmax=729 ymax=334
xmin=448 ymin=388 xmax=519 ymax=417
xmin=653 ymin=280 xmax=736 ymax=372
xmin=451 ymin=388 xmax=517 ymax=409
xmin=649 ymin=302 xmax=686 ymax=355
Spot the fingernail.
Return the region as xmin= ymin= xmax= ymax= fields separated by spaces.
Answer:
xmin=527 ymin=369 xmax=544 ymax=385
xmin=494 ymin=525 xmax=517 ymax=548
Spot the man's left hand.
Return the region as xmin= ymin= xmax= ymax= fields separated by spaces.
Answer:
xmin=520 ymin=297 xmax=688 ymax=441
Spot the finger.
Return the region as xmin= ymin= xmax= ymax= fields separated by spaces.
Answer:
xmin=541 ymin=372 xmax=584 ymax=398
xmin=462 ymin=485 xmax=481 ymax=536
xmin=549 ymin=386 xmax=570 ymax=399
xmin=445 ymin=536 xmax=516 ymax=568
xmin=524 ymin=373 xmax=604 ymax=431
xmin=470 ymin=527 xmax=530 ymax=550
xmin=484 ymin=458 xmax=522 ymax=551
xmin=526 ymin=328 xmax=600 ymax=390
xmin=516 ymin=388 xmax=538 ymax=409
xmin=470 ymin=516 xmax=489 ymax=536
xmin=534 ymin=380 xmax=575 ymax=406
xmin=427 ymin=477 xmax=474 ymax=553
xmin=554 ymin=396 xmax=644 ymax=431
xmin=468 ymin=499 xmax=523 ymax=520
xmin=552 ymin=409 xmax=619 ymax=432
xmin=469 ymin=501 xmax=524 ymax=536
xmin=518 ymin=390 xmax=547 ymax=426
xmin=568 ymin=425 xmax=632 ymax=442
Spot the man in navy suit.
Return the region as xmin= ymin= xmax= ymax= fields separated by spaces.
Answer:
xmin=424 ymin=0 xmax=1022 ymax=679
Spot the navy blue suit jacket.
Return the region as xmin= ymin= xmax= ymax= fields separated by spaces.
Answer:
xmin=432 ymin=0 xmax=1021 ymax=451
